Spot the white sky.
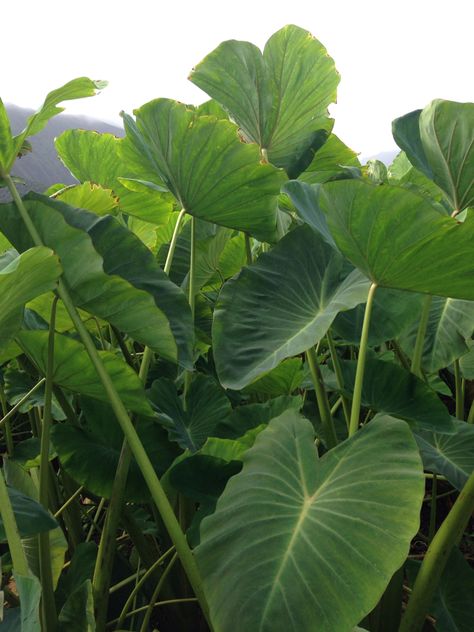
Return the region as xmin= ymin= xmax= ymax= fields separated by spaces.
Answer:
xmin=2 ymin=0 xmax=472 ymax=157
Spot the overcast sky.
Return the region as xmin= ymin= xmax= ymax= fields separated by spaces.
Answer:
xmin=2 ymin=0 xmax=472 ymax=157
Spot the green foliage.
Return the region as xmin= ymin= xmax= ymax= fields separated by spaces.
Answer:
xmin=0 ymin=24 xmax=473 ymax=632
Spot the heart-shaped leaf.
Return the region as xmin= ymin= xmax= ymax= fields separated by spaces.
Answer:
xmin=120 ymin=99 xmax=286 ymax=241
xmin=213 ymin=224 xmax=370 ymax=390
xmin=319 ymin=180 xmax=474 ymax=300
xmin=190 ymin=25 xmax=339 ymax=177
xmin=196 ymin=413 xmax=424 ymax=632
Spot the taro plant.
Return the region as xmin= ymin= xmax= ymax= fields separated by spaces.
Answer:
xmin=0 ymin=24 xmax=473 ymax=632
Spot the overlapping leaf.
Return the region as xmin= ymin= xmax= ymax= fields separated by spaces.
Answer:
xmin=17 ymin=331 xmax=153 ymax=417
xmin=0 ymin=247 xmax=61 ymax=350
xmin=190 ymin=24 xmax=339 ymax=177
xmin=0 ymin=193 xmax=193 ymax=366
xmin=120 ymin=99 xmax=286 ymax=241
xmin=196 ymin=413 xmax=424 ymax=632
xmin=319 ymin=180 xmax=474 ymax=300
xmin=393 ymin=100 xmax=474 ymax=211
xmin=213 ymin=224 xmax=370 ymax=390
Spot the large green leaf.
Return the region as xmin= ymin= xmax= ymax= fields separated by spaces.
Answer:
xmin=16 ymin=331 xmax=153 ymax=417
xmin=51 ymin=397 xmax=178 ymax=502
xmin=319 ymin=180 xmax=474 ymax=300
xmin=333 ymin=287 xmax=422 ymax=346
xmin=120 ymin=99 xmax=286 ymax=241
xmin=393 ymin=100 xmax=474 ymax=212
xmin=148 ymin=375 xmax=232 ymax=452
xmin=55 ymin=129 xmax=175 ymax=225
xmin=0 ymin=98 xmax=14 ymax=172
xmin=0 ymin=247 xmax=61 ymax=350
xmin=58 ymin=580 xmax=95 ymax=632
xmin=213 ymin=224 xmax=370 ymax=390
xmin=196 ymin=413 xmax=424 ymax=632
xmin=0 ymin=194 xmax=193 ymax=366
xmin=0 ymin=485 xmax=57 ymax=541
xmin=0 ymin=78 xmax=105 ymax=174
xmin=414 ymin=419 xmax=474 ymax=490
xmin=190 ymin=25 xmax=339 ymax=177
xmin=338 ymin=361 xmax=453 ymax=433
xmin=299 ymin=134 xmax=361 ymax=184
xmin=398 ymin=296 xmax=474 ymax=373
xmin=282 ymin=180 xmax=336 ymax=247
xmin=14 ymin=574 xmax=42 ymax=632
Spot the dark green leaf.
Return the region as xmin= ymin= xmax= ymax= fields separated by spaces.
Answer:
xmin=148 ymin=375 xmax=232 ymax=452
xmin=299 ymin=134 xmax=360 ymax=184
xmin=196 ymin=413 xmax=424 ymax=632
xmin=0 ymin=485 xmax=57 ymax=541
xmin=414 ymin=419 xmax=474 ymax=490
xmin=213 ymin=225 xmax=370 ymax=390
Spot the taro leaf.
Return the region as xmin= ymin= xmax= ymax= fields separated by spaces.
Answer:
xmin=120 ymin=99 xmax=286 ymax=241
xmin=196 ymin=413 xmax=424 ymax=632
xmin=50 ymin=397 xmax=178 ymax=502
xmin=58 ymin=580 xmax=95 ymax=632
xmin=338 ymin=360 xmax=453 ymax=433
xmin=398 ymin=296 xmax=474 ymax=373
xmin=299 ymin=134 xmax=361 ymax=184
xmin=14 ymin=574 xmax=42 ymax=632
xmin=0 ymin=193 xmax=193 ymax=367
xmin=392 ymin=109 xmax=431 ymax=178
xmin=213 ymin=224 xmax=370 ymax=390
xmin=414 ymin=419 xmax=474 ymax=490
xmin=52 ymin=182 xmax=118 ymax=216
xmin=16 ymin=331 xmax=153 ymax=417
xmin=190 ymin=24 xmax=339 ymax=177
xmin=148 ymin=375 xmax=232 ymax=452
xmin=0 ymin=247 xmax=61 ymax=351
xmin=55 ymin=129 xmax=175 ymax=225
xmin=282 ymin=180 xmax=336 ymax=247
xmin=388 ymin=151 xmax=449 ymax=212
xmin=215 ymin=394 xmax=303 ymax=439
xmin=0 ymin=78 xmax=105 ymax=174
xmin=319 ymin=179 xmax=474 ymax=300
xmin=419 ymin=100 xmax=474 ymax=211
xmin=3 ymin=368 xmax=65 ymax=421
xmin=242 ymin=358 xmax=304 ymax=397
xmin=0 ymin=98 xmax=14 ymax=171
xmin=0 ymin=486 xmax=57 ymax=541
xmin=407 ymin=549 xmax=474 ymax=632
xmin=55 ymin=542 xmax=97 ymax=611
xmin=23 ymin=527 xmax=68 ymax=591
xmin=460 ymin=343 xmax=474 ymax=379
xmin=394 ymin=101 xmax=474 ymax=212
xmin=333 ymin=287 xmax=423 ymax=346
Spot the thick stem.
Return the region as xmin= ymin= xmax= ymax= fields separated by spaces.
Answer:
xmin=6 ymin=175 xmax=211 ymax=626
xmin=0 ymin=383 xmax=14 ymax=455
xmin=428 ymin=474 xmax=437 ymax=543
xmin=326 ymin=330 xmax=351 ymax=429
xmin=306 ymin=346 xmax=337 ymax=449
xmin=399 ymin=470 xmax=474 ymax=632
xmin=349 ymin=283 xmax=377 ymax=437
xmin=411 ymin=295 xmax=432 ymax=378
xmin=38 ymin=297 xmax=59 ymax=632
xmin=184 ymin=215 xmax=196 ymax=403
